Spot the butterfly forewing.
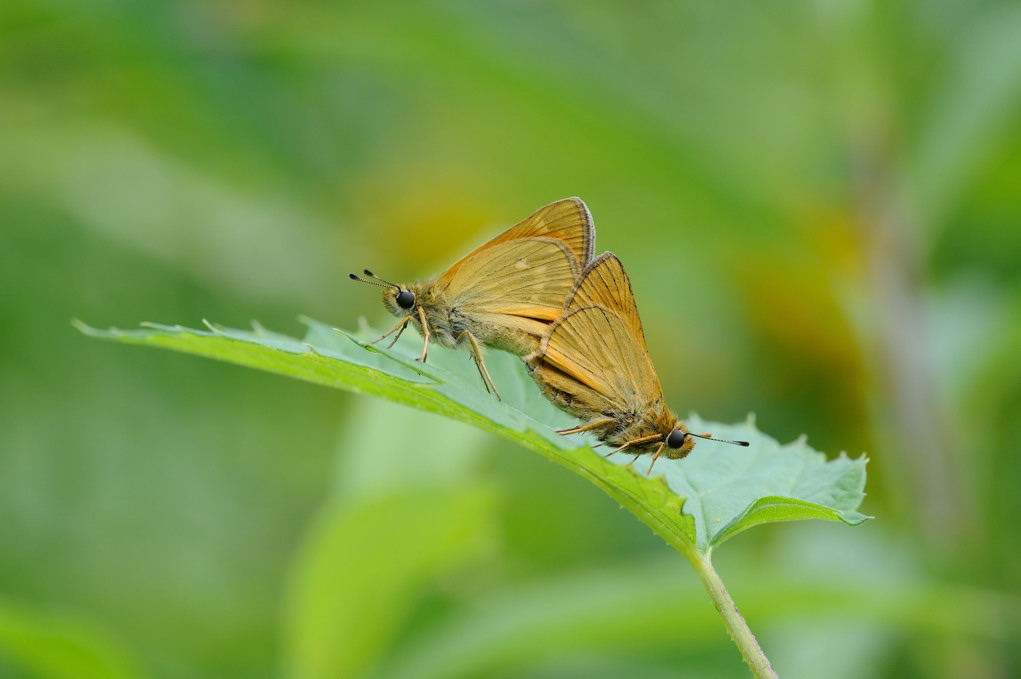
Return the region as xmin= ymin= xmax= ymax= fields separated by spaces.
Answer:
xmin=540 ymin=305 xmax=663 ymax=413
xmin=438 ymin=198 xmax=594 ymax=285
xmin=443 ymin=238 xmax=580 ymax=321
xmin=566 ymin=252 xmax=648 ymax=352
xmin=513 ymin=197 xmax=595 ymax=265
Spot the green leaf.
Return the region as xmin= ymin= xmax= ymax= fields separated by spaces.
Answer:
xmin=74 ymin=318 xmax=869 ymax=557
xmin=0 ymin=599 xmax=146 ymax=679
xmin=372 ymin=559 xmax=742 ymax=679
xmin=282 ymin=486 xmax=496 ymax=679
xmin=633 ymin=415 xmax=870 ymax=552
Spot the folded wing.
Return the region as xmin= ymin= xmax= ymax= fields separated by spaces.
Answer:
xmin=443 ymin=237 xmax=581 ymax=322
xmin=536 ymin=304 xmax=662 ymax=415
xmin=566 ymin=252 xmax=648 ymax=352
xmin=439 ymin=198 xmax=594 ymax=285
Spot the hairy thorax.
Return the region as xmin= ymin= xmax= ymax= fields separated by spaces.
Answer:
xmin=384 ymin=281 xmax=540 ymax=355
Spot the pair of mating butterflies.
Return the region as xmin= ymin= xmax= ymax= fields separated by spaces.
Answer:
xmin=351 ymin=198 xmax=746 ymax=470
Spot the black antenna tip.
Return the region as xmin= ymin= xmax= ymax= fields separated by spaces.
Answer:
xmin=349 ymin=273 xmax=359 ymax=280
xmin=363 ymin=269 xmax=374 ymax=276
xmin=692 ymin=432 xmax=750 ymax=448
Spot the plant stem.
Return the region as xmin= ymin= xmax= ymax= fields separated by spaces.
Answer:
xmin=685 ymin=546 xmax=777 ymax=678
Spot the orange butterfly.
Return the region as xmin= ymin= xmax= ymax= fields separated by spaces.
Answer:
xmin=351 ymin=198 xmax=595 ymax=399
xmin=526 ymin=252 xmax=747 ymax=471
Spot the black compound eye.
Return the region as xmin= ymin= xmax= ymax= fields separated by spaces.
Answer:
xmin=395 ymin=290 xmax=415 ymax=309
xmin=666 ymin=430 xmax=688 ymax=449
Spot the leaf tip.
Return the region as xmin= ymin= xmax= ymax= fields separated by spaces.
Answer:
xmin=73 ymin=319 xmax=121 ymax=337
xmin=71 ymin=318 xmax=95 ymax=334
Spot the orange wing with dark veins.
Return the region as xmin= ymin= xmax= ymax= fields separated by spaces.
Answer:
xmin=535 ymin=252 xmax=663 ymax=413
xmin=565 ymin=252 xmax=648 ymax=352
xmin=438 ymin=198 xmax=594 ymax=286
xmin=442 ymin=237 xmax=581 ymax=322
xmin=536 ymin=304 xmax=663 ymax=415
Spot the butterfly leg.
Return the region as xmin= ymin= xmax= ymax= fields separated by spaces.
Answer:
xmin=646 ymin=442 xmax=666 ymax=475
xmin=416 ymin=306 xmax=431 ymax=362
xmin=557 ymin=418 xmax=616 ymax=436
xmin=603 ymin=433 xmax=663 ymax=458
xmin=457 ymin=330 xmax=501 ymax=401
xmin=373 ymin=316 xmax=411 ymax=348
xmin=603 ymin=442 xmax=630 ymax=458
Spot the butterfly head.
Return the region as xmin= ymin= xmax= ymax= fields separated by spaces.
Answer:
xmin=349 ymin=270 xmax=418 ymax=317
xmin=663 ymin=423 xmax=750 ymax=460
xmin=664 ymin=426 xmax=697 ymax=459
xmin=382 ymin=287 xmax=417 ymax=315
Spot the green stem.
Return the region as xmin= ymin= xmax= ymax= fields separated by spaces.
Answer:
xmin=685 ymin=546 xmax=777 ymax=678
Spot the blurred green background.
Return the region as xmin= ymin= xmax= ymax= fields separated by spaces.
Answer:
xmin=2 ymin=1 xmax=1019 ymax=677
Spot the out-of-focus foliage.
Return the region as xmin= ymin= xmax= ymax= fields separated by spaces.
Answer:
xmin=2 ymin=1 xmax=1019 ymax=678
